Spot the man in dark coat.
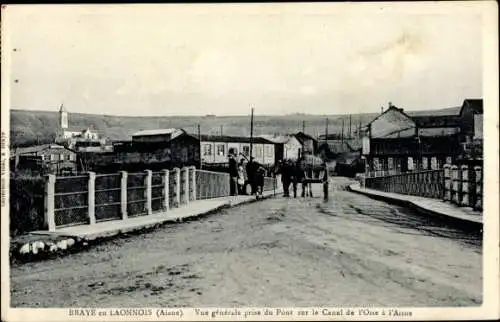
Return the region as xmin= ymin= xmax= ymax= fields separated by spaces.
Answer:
xmin=228 ymin=149 xmax=238 ymax=196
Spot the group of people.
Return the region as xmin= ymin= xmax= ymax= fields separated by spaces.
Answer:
xmin=275 ymin=158 xmax=314 ymax=198
xmin=228 ymin=149 xmax=267 ymax=197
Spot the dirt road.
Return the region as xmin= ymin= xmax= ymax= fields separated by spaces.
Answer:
xmin=10 ymin=177 xmax=482 ymax=307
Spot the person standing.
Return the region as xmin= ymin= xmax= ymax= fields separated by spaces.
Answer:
xmin=237 ymin=159 xmax=246 ymax=194
xmin=228 ymin=149 xmax=239 ymax=196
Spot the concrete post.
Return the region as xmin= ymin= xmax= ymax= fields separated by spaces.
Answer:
xmin=120 ymin=171 xmax=128 ymax=220
xmin=473 ymin=166 xmax=482 ymax=210
xmin=460 ymin=165 xmax=470 ymax=206
xmin=174 ymin=167 xmax=181 ymax=207
xmin=162 ymin=169 xmax=170 ymax=211
xmin=190 ymin=166 xmax=197 ymax=201
xmin=144 ymin=170 xmax=152 ymax=215
xmin=443 ymin=164 xmax=451 ymax=201
xmin=182 ymin=167 xmax=190 ymax=204
xmin=451 ymin=165 xmax=460 ymax=205
xmin=44 ymin=174 xmax=56 ymax=231
xmin=88 ymin=172 xmax=96 ymax=225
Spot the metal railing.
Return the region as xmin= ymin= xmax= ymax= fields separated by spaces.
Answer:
xmin=26 ymin=165 xmax=278 ymax=232
xmin=365 ymin=169 xmax=444 ymax=199
xmin=195 ymin=169 xmax=230 ymax=200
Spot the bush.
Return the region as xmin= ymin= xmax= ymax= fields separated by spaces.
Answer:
xmin=10 ymin=176 xmax=45 ymax=236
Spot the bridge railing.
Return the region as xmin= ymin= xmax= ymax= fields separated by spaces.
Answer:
xmin=38 ymin=166 xmax=277 ymax=231
xmin=365 ymin=169 xmax=444 ymax=199
xmin=365 ymin=164 xmax=483 ymax=211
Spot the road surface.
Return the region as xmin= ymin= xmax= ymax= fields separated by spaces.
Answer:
xmin=10 ymin=177 xmax=482 ymax=307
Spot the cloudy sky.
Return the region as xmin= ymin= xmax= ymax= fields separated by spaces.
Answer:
xmin=5 ymin=3 xmax=485 ymax=116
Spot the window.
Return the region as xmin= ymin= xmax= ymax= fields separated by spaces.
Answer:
xmin=69 ymin=154 xmax=75 ymax=161
xmin=430 ymin=157 xmax=438 ymax=170
xmin=266 ymin=145 xmax=273 ymax=157
xmin=256 ymin=146 xmax=262 ymax=157
xmin=407 ymin=157 xmax=414 ymax=171
xmin=243 ymin=145 xmax=250 ymax=156
xmin=50 ymin=154 xmax=56 ymax=161
xmin=422 ymin=157 xmax=428 ymax=170
xmin=203 ymin=144 xmax=212 ymax=156
xmin=216 ymin=144 xmax=225 ymax=156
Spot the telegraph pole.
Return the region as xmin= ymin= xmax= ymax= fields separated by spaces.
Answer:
xmin=349 ymin=115 xmax=352 ymax=139
xmin=250 ymin=107 xmax=254 ymax=159
xmin=341 ymin=118 xmax=345 ymax=143
xmin=302 ymin=120 xmax=306 ymax=133
xmin=220 ymin=125 xmax=223 ymax=136
xmin=198 ymin=124 xmax=202 ymax=169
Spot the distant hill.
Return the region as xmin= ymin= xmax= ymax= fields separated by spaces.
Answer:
xmin=8 ymin=107 xmax=460 ymax=147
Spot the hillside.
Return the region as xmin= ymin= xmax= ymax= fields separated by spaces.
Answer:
xmin=8 ymin=106 xmax=461 ymax=147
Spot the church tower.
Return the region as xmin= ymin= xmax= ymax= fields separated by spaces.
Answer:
xmin=59 ymin=104 xmax=68 ymax=129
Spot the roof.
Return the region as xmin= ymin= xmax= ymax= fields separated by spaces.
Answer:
xmin=193 ymin=134 xmax=273 ymax=144
xmin=318 ymin=140 xmax=356 ymax=154
xmin=258 ymin=135 xmax=291 ymax=144
xmin=132 ymin=128 xmax=184 ymax=137
xmin=12 ymin=144 xmax=71 ymax=156
xmin=412 ymin=115 xmax=460 ymax=128
xmin=461 ymin=99 xmax=483 ymax=114
xmin=294 ymin=132 xmax=318 ymax=143
xmin=406 ymin=106 xmax=462 ymax=117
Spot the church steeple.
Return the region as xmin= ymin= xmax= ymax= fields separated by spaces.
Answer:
xmin=59 ymin=103 xmax=68 ymax=129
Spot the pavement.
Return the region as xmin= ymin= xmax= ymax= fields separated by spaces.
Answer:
xmin=348 ymin=182 xmax=482 ymax=227
xmin=10 ymin=188 xmax=282 ymax=261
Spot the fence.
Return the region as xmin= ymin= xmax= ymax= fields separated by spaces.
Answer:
xmin=34 ymin=166 xmax=277 ymax=232
xmin=365 ymin=164 xmax=483 ymax=211
xmin=365 ymin=170 xmax=444 ymax=199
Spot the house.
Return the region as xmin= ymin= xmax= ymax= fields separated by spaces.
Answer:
xmin=11 ymin=144 xmax=77 ymax=175
xmin=362 ymin=99 xmax=483 ymax=176
xmin=293 ymin=132 xmax=318 ymax=155
xmin=106 ymin=129 xmax=200 ymax=172
xmin=259 ymin=134 xmax=302 ymax=164
xmin=194 ymin=134 xmax=275 ymax=166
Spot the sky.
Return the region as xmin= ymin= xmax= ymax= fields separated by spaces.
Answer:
xmin=4 ymin=3 xmax=485 ymax=116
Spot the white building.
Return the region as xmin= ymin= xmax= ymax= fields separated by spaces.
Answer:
xmin=56 ymin=104 xmax=101 ymax=149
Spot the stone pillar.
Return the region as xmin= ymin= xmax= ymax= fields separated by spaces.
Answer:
xmin=144 ymin=170 xmax=152 ymax=215
xmin=44 ymin=174 xmax=56 ymax=231
xmin=162 ymin=169 xmax=170 ymax=211
xmin=120 ymin=171 xmax=128 ymax=220
xmin=88 ymin=172 xmax=96 ymax=225
xmin=174 ymin=167 xmax=181 ymax=207
xmin=190 ymin=166 xmax=197 ymax=201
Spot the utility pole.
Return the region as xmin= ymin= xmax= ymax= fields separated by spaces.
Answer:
xmin=220 ymin=125 xmax=223 ymax=136
xmin=341 ymin=118 xmax=345 ymax=143
xmin=325 ymin=118 xmax=329 ymax=150
xmin=250 ymin=107 xmax=254 ymax=160
xmin=302 ymin=120 xmax=305 ymax=133
xmin=198 ymin=124 xmax=202 ymax=169
xmin=349 ymin=115 xmax=352 ymax=139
